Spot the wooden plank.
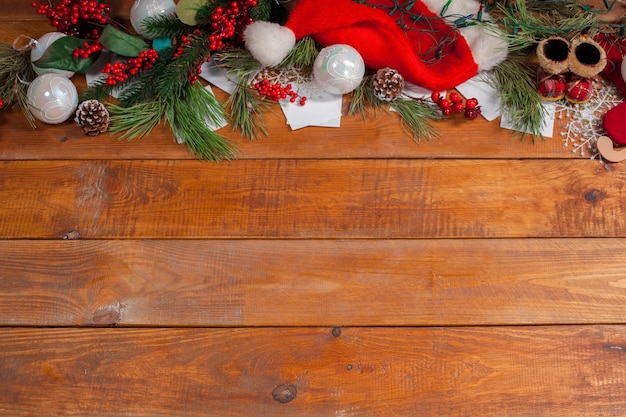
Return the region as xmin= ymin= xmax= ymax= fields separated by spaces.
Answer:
xmin=0 ymin=159 xmax=623 ymax=239
xmin=1 ymin=326 xmax=625 ymax=416
xmin=2 ymin=239 xmax=626 ymax=327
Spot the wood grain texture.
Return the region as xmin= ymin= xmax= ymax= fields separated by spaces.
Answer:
xmin=1 ymin=326 xmax=626 ymax=417
xmin=2 ymin=239 xmax=626 ymax=327
xmin=0 ymin=159 xmax=623 ymax=239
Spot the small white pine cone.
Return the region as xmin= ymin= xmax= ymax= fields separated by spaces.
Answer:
xmin=372 ymin=67 xmax=405 ymax=102
xmin=75 ymin=100 xmax=110 ymax=136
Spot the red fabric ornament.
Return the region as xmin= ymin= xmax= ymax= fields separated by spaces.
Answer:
xmin=597 ymin=34 xmax=626 ymax=145
xmin=565 ymin=75 xmax=593 ymax=104
xmin=244 ymin=0 xmax=507 ymax=91
xmin=537 ymin=70 xmax=566 ymax=101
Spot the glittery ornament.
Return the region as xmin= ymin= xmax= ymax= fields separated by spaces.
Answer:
xmin=313 ymin=44 xmax=365 ymax=95
xmin=27 ymin=74 xmax=78 ymax=124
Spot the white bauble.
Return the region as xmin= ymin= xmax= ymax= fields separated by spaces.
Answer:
xmin=130 ymin=0 xmax=176 ymax=37
xmin=27 ymin=74 xmax=79 ymax=124
xmin=313 ymin=44 xmax=365 ymax=95
xmin=621 ymin=56 xmax=626 ymax=84
xmin=30 ymin=32 xmax=75 ymax=78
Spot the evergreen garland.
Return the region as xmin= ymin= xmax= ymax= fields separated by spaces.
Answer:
xmin=0 ymin=41 xmax=37 ymax=128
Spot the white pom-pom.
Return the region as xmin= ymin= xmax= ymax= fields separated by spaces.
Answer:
xmin=244 ymin=21 xmax=296 ymax=67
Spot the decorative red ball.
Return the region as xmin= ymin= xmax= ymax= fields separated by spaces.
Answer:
xmin=430 ymin=91 xmax=440 ymax=102
xmin=465 ymin=98 xmax=478 ymax=109
xmin=449 ymin=92 xmax=461 ymax=103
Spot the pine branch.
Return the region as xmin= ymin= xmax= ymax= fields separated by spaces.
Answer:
xmin=392 ymin=98 xmax=441 ymax=142
xmin=348 ymin=74 xmax=385 ymax=117
xmin=490 ymin=52 xmax=546 ymax=140
xmin=279 ymin=36 xmax=318 ymax=72
xmin=160 ymin=34 xmax=212 ymax=98
xmin=107 ymin=99 xmax=165 ymax=140
xmin=250 ymin=0 xmax=274 ymax=21
xmin=0 ymin=41 xmax=37 ymax=128
xmin=226 ymin=77 xmax=272 ymax=139
xmin=165 ymin=82 xmax=237 ymax=161
xmin=143 ymin=14 xmax=194 ymax=39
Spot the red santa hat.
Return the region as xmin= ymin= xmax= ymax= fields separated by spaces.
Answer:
xmin=244 ymin=0 xmax=508 ymax=91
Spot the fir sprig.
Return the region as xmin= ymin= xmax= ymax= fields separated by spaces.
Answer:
xmin=217 ymin=48 xmax=273 ymax=139
xmin=392 ymin=98 xmax=441 ymax=141
xmin=226 ymin=77 xmax=273 ymax=139
xmin=490 ymin=52 xmax=546 ymax=140
xmin=279 ymin=36 xmax=318 ymax=71
xmin=165 ymin=82 xmax=236 ymax=161
xmin=109 ymin=82 xmax=235 ymax=160
xmin=0 ymin=41 xmax=37 ymax=128
xmin=143 ymin=14 xmax=194 ymax=39
xmin=107 ymin=99 xmax=165 ymax=140
xmin=348 ymin=75 xmax=386 ymax=117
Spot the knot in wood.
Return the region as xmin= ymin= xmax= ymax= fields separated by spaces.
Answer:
xmin=272 ymin=383 xmax=297 ymax=404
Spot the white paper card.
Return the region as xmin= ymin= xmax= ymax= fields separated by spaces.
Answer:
xmin=199 ymin=58 xmax=239 ymax=94
xmin=280 ymin=83 xmax=343 ymax=130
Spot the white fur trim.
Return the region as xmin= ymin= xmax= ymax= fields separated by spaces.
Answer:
xmin=244 ymin=21 xmax=296 ymax=67
xmin=421 ymin=0 xmax=508 ymax=71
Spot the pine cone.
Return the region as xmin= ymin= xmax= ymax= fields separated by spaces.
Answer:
xmin=75 ymin=100 xmax=110 ymax=136
xmin=372 ymin=67 xmax=405 ymax=102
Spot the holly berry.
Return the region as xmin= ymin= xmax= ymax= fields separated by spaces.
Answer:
xmin=33 ymin=0 xmax=110 ymax=39
xmin=102 ymin=48 xmax=159 ymax=86
xmin=0 ymin=98 xmax=4 ymax=108
xmin=430 ymin=91 xmax=441 ymax=103
xmin=452 ymin=101 xmax=465 ymax=113
xmin=449 ymin=92 xmax=462 ymax=103
xmin=465 ymin=106 xmax=482 ymax=120
xmin=465 ymin=98 xmax=479 ymax=110
xmin=254 ymin=78 xmax=306 ymax=105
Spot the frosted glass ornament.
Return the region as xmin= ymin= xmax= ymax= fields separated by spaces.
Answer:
xmin=30 ymin=32 xmax=75 ymax=78
xmin=130 ymin=0 xmax=176 ymax=37
xmin=27 ymin=74 xmax=79 ymax=124
xmin=313 ymin=44 xmax=365 ymax=95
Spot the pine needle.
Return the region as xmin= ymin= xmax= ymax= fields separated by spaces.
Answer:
xmin=225 ymin=78 xmax=271 ymax=139
xmin=0 ymin=41 xmax=37 ymax=128
xmin=489 ymin=53 xmax=546 ymax=140
xmin=392 ymin=98 xmax=441 ymax=142
xmin=107 ymin=100 xmax=165 ymax=140
xmin=165 ymin=83 xmax=237 ymax=161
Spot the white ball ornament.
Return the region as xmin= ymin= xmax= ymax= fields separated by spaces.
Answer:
xmin=130 ymin=0 xmax=177 ymax=37
xmin=313 ymin=44 xmax=365 ymax=95
xmin=621 ymin=56 xmax=626 ymax=84
xmin=30 ymin=32 xmax=75 ymax=78
xmin=27 ymin=74 xmax=79 ymax=125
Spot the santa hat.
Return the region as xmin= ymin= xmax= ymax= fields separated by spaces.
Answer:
xmin=244 ymin=0 xmax=508 ymax=91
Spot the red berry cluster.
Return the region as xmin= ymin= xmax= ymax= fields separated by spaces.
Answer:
xmin=431 ymin=91 xmax=481 ymax=119
xmin=32 ymin=0 xmax=110 ymax=39
xmin=102 ymin=49 xmax=159 ymax=86
xmin=209 ymin=0 xmax=257 ymax=50
xmin=254 ymin=79 xmax=306 ymax=106
xmin=72 ymin=40 xmax=103 ymax=59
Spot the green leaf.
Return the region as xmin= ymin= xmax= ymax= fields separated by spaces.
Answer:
xmin=175 ymin=0 xmax=206 ymax=25
xmin=99 ymin=24 xmax=149 ymax=57
xmin=32 ymin=36 xmax=99 ymax=73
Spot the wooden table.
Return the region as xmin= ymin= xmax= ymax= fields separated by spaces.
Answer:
xmin=2 ymin=5 xmax=626 ymax=416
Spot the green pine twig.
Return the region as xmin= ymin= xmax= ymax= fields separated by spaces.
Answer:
xmin=490 ymin=53 xmax=545 ymax=140
xmin=392 ymin=98 xmax=441 ymax=142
